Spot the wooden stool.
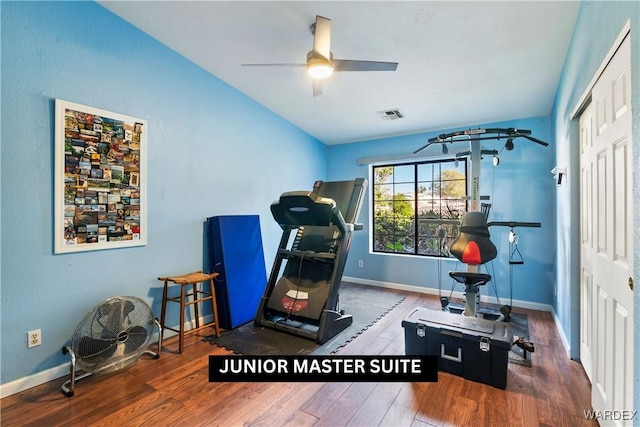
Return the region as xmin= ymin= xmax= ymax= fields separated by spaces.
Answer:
xmin=158 ymin=271 xmax=221 ymax=353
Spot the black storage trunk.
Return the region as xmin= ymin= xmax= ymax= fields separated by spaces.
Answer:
xmin=402 ymin=308 xmax=512 ymax=389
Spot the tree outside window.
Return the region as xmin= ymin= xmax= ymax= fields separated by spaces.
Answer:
xmin=372 ymin=159 xmax=467 ymax=257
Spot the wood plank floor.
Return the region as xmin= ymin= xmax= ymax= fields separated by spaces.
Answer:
xmin=1 ymin=289 xmax=597 ymax=426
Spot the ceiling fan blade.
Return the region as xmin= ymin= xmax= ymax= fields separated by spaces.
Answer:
xmin=312 ymin=79 xmax=324 ymax=97
xmin=312 ymin=15 xmax=331 ymax=59
xmin=334 ymin=59 xmax=398 ymax=72
xmin=241 ymin=63 xmax=306 ymax=68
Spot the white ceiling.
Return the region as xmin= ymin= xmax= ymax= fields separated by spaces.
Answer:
xmin=98 ymin=1 xmax=580 ymax=145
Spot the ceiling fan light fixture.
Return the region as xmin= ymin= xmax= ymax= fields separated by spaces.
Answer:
xmin=307 ymin=51 xmax=334 ymax=79
xmin=308 ymin=63 xmax=333 ymax=79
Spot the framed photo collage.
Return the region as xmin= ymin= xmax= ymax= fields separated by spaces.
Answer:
xmin=54 ymin=99 xmax=147 ymax=253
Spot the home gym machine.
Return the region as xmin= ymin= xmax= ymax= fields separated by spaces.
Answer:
xmin=403 ymin=128 xmax=548 ymax=388
xmin=415 ymin=127 xmax=549 ymax=321
xmin=255 ymin=178 xmax=367 ymax=344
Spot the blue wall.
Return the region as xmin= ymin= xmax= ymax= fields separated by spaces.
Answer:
xmin=550 ymin=0 xmax=639 ymax=410
xmin=327 ymin=116 xmax=555 ymax=306
xmin=0 ymin=1 xmax=326 ymax=385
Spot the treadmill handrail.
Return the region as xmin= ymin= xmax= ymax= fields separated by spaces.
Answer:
xmin=270 ymin=191 xmax=349 ymax=234
xmin=276 ymin=248 xmax=337 ymax=261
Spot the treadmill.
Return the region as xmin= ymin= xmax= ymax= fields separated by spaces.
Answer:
xmin=255 ymin=178 xmax=367 ymax=344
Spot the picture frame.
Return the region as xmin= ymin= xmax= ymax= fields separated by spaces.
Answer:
xmin=54 ymin=99 xmax=147 ymax=253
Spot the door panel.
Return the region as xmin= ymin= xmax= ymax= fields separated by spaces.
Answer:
xmin=581 ymin=34 xmax=634 ymax=425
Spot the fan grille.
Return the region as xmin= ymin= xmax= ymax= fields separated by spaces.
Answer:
xmin=71 ymin=296 xmax=155 ymax=373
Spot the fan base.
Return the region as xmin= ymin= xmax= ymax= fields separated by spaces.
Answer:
xmin=61 ymin=316 xmax=162 ymax=398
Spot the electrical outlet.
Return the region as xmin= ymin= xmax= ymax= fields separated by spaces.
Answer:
xmin=28 ymin=329 xmax=41 ymax=348
xmin=358 ymin=260 xmax=364 ymax=268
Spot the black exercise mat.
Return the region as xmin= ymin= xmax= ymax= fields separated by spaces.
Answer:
xmin=203 ymin=282 xmax=405 ymax=356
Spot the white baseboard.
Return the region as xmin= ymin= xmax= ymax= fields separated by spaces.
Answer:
xmin=550 ymin=307 xmax=572 ymax=357
xmin=0 ymin=316 xmax=211 ymax=399
xmin=342 ymin=276 xmax=553 ymax=313
xmin=0 ymin=364 xmax=71 ymax=399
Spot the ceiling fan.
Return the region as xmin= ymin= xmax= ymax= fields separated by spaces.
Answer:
xmin=241 ymin=15 xmax=398 ymax=96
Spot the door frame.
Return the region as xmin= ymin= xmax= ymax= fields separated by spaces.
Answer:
xmin=571 ymin=18 xmax=637 ymax=413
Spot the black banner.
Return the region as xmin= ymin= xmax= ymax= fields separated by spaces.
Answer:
xmin=209 ymin=355 xmax=438 ymax=382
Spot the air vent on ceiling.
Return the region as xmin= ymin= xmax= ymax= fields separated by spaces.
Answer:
xmin=377 ymin=109 xmax=404 ymax=121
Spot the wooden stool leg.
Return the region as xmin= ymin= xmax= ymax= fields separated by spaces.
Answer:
xmin=193 ymin=282 xmax=200 ymax=330
xmin=209 ymin=278 xmax=221 ymax=337
xmin=160 ymin=281 xmax=169 ymax=344
xmin=179 ymin=284 xmax=186 ymax=353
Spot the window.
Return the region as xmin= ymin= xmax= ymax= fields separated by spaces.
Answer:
xmin=372 ymin=159 xmax=467 ymax=257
